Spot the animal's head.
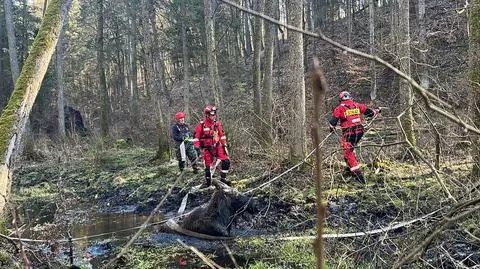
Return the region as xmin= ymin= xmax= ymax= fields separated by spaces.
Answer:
xmin=223 ymin=189 xmax=259 ymax=215
xmin=209 ymin=189 xmax=260 ymax=235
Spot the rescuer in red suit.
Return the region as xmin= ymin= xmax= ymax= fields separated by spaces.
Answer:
xmin=329 ymin=91 xmax=380 ymax=183
xmin=193 ymin=105 xmax=231 ymax=188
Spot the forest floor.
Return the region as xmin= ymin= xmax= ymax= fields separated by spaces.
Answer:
xmin=1 ymin=140 xmax=479 ymax=268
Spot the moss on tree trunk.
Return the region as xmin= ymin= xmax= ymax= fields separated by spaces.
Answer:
xmin=0 ymin=0 xmax=71 ymax=215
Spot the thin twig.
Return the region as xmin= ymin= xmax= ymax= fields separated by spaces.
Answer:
xmin=0 ymin=232 xmax=19 ymax=252
xmin=177 ymin=239 xmax=224 ymax=269
xmin=392 ymin=200 xmax=480 ymax=269
xmin=396 ymin=110 xmax=455 ymax=201
xmin=279 ymin=208 xmax=441 ymax=241
xmin=222 ymin=242 xmax=239 ymax=268
xmin=101 ymin=172 xmax=185 ymax=268
xmin=11 ymin=207 xmax=31 ymax=269
xmin=244 ymin=132 xmax=333 ymax=194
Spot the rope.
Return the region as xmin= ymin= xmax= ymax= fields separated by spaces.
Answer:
xmin=4 ymin=124 xmax=383 ymax=246
xmin=2 ymin=207 xmax=441 ymax=243
xmin=244 ymin=133 xmax=333 ymax=194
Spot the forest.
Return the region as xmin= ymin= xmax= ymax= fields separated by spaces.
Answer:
xmin=0 ymin=0 xmax=480 ymax=268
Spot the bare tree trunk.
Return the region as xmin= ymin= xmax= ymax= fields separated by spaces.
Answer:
xmin=418 ymin=0 xmax=428 ymax=88
xmin=0 ymin=0 xmax=73 ymax=215
xmin=235 ymin=1 xmax=245 ymax=60
xmin=317 ymin=0 xmax=327 ymax=28
xmin=204 ymin=0 xmax=222 ymax=106
xmin=182 ymin=3 xmax=191 ymax=117
xmin=253 ymin=0 xmax=264 ymax=117
xmin=242 ymin=0 xmax=253 ymax=58
xmin=397 ymin=0 xmax=416 ymax=146
xmin=126 ymin=0 xmax=138 ymax=124
xmin=369 ymin=0 xmax=377 ymax=101
xmin=262 ymin=0 xmax=276 ymax=146
xmin=391 ymin=0 xmax=398 ymax=55
xmin=4 ymin=0 xmax=20 ymax=84
xmin=468 ymin=0 xmax=480 ymax=177
xmin=56 ymin=18 xmax=66 ymax=137
xmin=138 ymin=0 xmax=169 ymax=161
xmin=311 ymin=58 xmax=327 ymax=269
xmin=307 ymin=0 xmax=314 ymax=30
xmin=346 ymin=0 xmax=352 ymax=47
xmin=97 ymin=0 xmax=110 ymax=138
xmin=147 ymin=0 xmax=170 ymax=105
xmin=286 ymin=0 xmax=306 ymax=162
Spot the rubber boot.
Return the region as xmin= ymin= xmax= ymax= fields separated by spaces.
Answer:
xmin=200 ymin=168 xmax=212 ymax=188
xmin=192 ymin=163 xmax=198 ymax=174
xmin=179 ymin=161 xmax=185 ymax=173
xmin=220 ymin=172 xmax=231 ymax=186
xmin=352 ymin=169 xmax=366 ymax=184
xmin=199 ymin=177 xmax=211 ymax=189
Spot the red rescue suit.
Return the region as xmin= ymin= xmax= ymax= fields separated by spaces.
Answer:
xmin=193 ymin=117 xmax=230 ymax=181
xmin=329 ymin=99 xmax=378 ymax=173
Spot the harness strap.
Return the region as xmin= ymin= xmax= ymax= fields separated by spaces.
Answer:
xmin=200 ymin=121 xmax=220 ymax=150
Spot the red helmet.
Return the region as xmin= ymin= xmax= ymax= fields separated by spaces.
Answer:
xmin=204 ymin=105 xmax=217 ymax=115
xmin=175 ymin=112 xmax=185 ymax=121
xmin=338 ymin=91 xmax=352 ymax=101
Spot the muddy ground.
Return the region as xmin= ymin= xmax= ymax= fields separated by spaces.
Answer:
xmin=1 ymin=146 xmax=479 ymax=268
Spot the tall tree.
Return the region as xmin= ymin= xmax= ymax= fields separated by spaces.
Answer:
xmin=286 ymin=0 xmax=305 ymax=161
xmin=140 ymin=0 xmax=170 ymax=162
xmin=242 ymin=0 xmax=252 ymax=58
xmin=261 ymin=0 xmax=276 ymax=145
xmin=126 ymin=0 xmax=138 ymax=123
xmin=397 ymin=0 xmax=416 ymax=145
xmin=4 ymin=0 xmax=20 ymax=84
xmin=0 ymin=0 xmax=73 ymax=215
xmin=469 ymin=0 xmax=480 ymax=177
xmin=418 ymin=0 xmax=428 ymax=88
xmin=346 ymin=0 xmax=352 ymax=47
xmin=369 ymin=0 xmax=376 ymax=100
xmin=56 ymin=16 xmax=66 ymax=137
xmin=306 ymin=0 xmax=314 ymax=30
xmin=145 ymin=0 xmax=169 ymax=104
xmin=252 ymin=0 xmax=264 ymax=117
xmin=182 ymin=1 xmax=191 ymax=117
xmin=96 ymin=0 xmax=109 ymax=138
xmin=204 ymin=0 xmax=222 ymax=106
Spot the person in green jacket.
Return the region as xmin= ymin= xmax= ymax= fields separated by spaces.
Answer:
xmin=172 ymin=112 xmax=199 ymax=174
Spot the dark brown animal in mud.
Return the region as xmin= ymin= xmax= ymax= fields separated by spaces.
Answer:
xmin=162 ymin=189 xmax=258 ymax=238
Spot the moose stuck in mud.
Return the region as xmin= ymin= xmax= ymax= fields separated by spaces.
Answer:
xmin=158 ymin=184 xmax=258 ymax=239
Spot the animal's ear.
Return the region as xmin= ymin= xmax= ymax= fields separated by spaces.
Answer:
xmin=217 ymin=195 xmax=232 ymax=220
xmin=247 ymin=197 xmax=260 ymax=213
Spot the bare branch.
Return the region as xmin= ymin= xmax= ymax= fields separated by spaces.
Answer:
xmin=218 ymin=0 xmax=480 ymax=135
xmin=392 ymin=197 xmax=480 ymax=269
xmin=311 ymin=57 xmax=327 ymax=269
xmin=177 ymin=239 xmax=224 ymax=269
xmin=396 ymin=110 xmax=455 ymax=201
xmin=101 ymin=173 xmax=184 ymax=268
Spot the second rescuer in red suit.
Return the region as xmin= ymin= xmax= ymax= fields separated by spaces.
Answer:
xmin=328 ymin=91 xmax=380 ymax=183
xmin=193 ymin=105 xmax=231 ymax=188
